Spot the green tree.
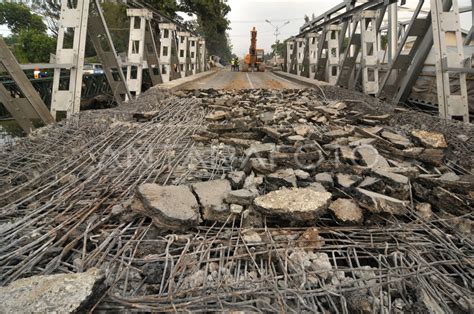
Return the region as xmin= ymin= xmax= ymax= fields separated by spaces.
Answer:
xmin=271 ymin=40 xmax=286 ymax=57
xmin=101 ymin=2 xmax=129 ymax=54
xmin=13 ymin=30 xmax=56 ymax=63
xmin=0 ymin=3 xmax=47 ymax=34
xmin=0 ymin=3 xmax=56 ymax=63
xmin=179 ymin=0 xmax=232 ymax=62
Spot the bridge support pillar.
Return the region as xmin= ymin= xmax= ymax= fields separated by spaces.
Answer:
xmin=159 ymin=23 xmax=180 ymax=83
xmin=177 ymin=32 xmax=191 ymax=76
xmin=307 ymin=33 xmax=319 ymax=79
xmin=126 ymin=9 xmax=153 ymax=98
xmin=360 ymin=10 xmax=380 ymax=95
xmin=295 ymin=38 xmax=305 ymax=76
xmin=285 ymin=40 xmax=294 ymax=73
xmin=198 ymin=38 xmax=207 ymax=72
xmin=430 ymin=0 xmax=470 ymax=122
xmin=188 ymin=37 xmax=198 ymax=75
xmin=51 ymin=0 xmax=90 ymax=119
xmin=326 ymin=25 xmax=341 ymax=85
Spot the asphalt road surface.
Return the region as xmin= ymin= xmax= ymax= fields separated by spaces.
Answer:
xmin=184 ymin=69 xmax=305 ymax=90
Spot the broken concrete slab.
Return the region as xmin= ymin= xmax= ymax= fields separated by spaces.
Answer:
xmin=250 ymin=158 xmax=276 ymax=174
xmin=357 ymin=176 xmax=382 ymax=189
xmin=329 ymin=198 xmax=364 ymax=224
xmin=136 ymin=184 xmax=201 ymax=229
xmin=254 ymin=188 xmax=332 ymax=221
xmin=245 ymin=142 xmax=276 ymax=158
xmin=225 ymin=189 xmax=257 ymax=206
xmin=192 ymin=180 xmax=232 ymax=223
xmin=357 ymin=188 xmax=408 ymax=215
xmin=439 ymin=172 xmax=460 ymax=182
xmin=287 ymin=135 xmax=306 ymax=142
xmin=411 ymin=130 xmax=448 ymax=149
xmin=336 ymin=173 xmax=359 ymax=188
xmin=373 ymin=168 xmax=409 ymax=186
xmin=315 ymin=172 xmax=334 ymax=188
xmin=205 ymin=111 xmax=227 ymax=121
xmin=339 ymin=146 xmax=357 ymax=163
xmin=307 ymin=182 xmax=328 ymax=193
xmin=265 ymin=168 xmax=297 ymax=189
xmin=356 ymin=145 xmax=390 ymax=169
xmin=295 ymin=169 xmax=310 ymax=180
xmin=381 ymin=131 xmax=412 ymax=148
xmin=325 ymin=127 xmax=355 ymax=139
xmin=0 ymin=268 xmax=104 ymax=313
xmin=294 ymin=124 xmax=314 ymax=137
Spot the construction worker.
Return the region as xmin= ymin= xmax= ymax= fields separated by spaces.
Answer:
xmin=234 ymin=57 xmax=240 ymax=72
xmin=230 ymin=58 xmax=235 ymax=71
xmin=34 ymin=67 xmax=40 ymax=79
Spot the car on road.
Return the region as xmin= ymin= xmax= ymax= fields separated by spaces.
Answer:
xmin=83 ymin=63 xmax=104 ymax=75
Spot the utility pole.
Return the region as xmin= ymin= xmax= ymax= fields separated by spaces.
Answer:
xmin=265 ymin=19 xmax=290 ymax=64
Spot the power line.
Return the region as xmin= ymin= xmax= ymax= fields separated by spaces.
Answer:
xmin=230 ymin=17 xmax=304 ymax=23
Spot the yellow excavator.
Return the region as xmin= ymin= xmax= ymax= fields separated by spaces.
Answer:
xmin=241 ymin=27 xmax=265 ymax=72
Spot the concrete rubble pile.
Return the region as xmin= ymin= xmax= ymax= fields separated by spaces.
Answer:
xmin=132 ymin=89 xmax=472 ymax=234
xmin=120 ymin=89 xmax=473 ymax=312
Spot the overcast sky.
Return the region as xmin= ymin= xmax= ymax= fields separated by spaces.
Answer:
xmin=226 ymin=0 xmax=473 ymax=58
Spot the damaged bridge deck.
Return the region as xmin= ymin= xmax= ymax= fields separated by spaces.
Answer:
xmin=0 ymin=71 xmax=473 ymax=312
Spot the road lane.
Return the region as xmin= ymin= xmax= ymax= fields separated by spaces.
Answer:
xmin=184 ymin=68 xmax=305 ymax=90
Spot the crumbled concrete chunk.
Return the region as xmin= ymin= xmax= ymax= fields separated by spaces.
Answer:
xmin=230 ymin=204 xmax=244 ymax=214
xmin=227 ymin=171 xmax=246 ymax=189
xmin=416 ymin=203 xmax=433 ymax=219
xmin=254 ymin=188 xmax=332 ymax=221
xmin=329 ymin=198 xmax=364 ymax=224
xmin=411 ymin=130 xmax=448 ymax=148
xmin=296 ymin=227 xmax=325 ymax=250
xmin=0 ymin=268 xmax=104 ymax=313
xmin=241 ymin=229 xmax=262 ymax=244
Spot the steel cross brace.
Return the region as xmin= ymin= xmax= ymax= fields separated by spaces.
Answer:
xmin=0 ymin=37 xmax=54 ymax=133
xmin=88 ymin=0 xmax=131 ymax=104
